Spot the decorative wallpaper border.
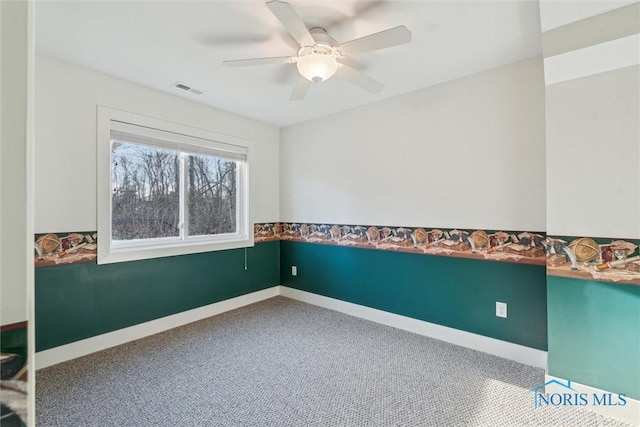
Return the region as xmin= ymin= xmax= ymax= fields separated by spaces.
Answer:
xmin=255 ymin=222 xmax=546 ymax=266
xmin=34 ymin=231 xmax=97 ymax=267
xmin=35 ymin=227 xmax=640 ymax=286
xmin=546 ymin=235 xmax=640 ymax=286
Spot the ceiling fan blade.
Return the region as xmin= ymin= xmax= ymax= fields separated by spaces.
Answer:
xmin=336 ymin=64 xmax=384 ymax=94
xmin=290 ymin=76 xmax=312 ymax=101
xmin=338 ymin=25 xmax=412 ymax=56
xmin=222 ymin=56 xmax=293 ymax=67
xmin=266 ymin=0 xmax=315 ymax=47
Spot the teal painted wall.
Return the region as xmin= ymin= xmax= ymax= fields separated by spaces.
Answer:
xmin=35 ymin=241 xmax=280 ymax=351
xmin=280 ymin=241 xmax=547 ymax=350
xmin=547 ymin=276 xmax=640 ymax=400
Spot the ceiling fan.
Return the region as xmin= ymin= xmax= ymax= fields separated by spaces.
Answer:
xmin=222 ymin=0 xmax=412 ymax=101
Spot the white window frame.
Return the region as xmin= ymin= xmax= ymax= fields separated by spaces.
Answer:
xmin=97 ymin=106 xmax=252 ymax=264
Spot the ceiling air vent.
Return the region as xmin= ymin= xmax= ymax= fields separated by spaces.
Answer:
xmin=172 ymin=82 xmax=206 ymax=96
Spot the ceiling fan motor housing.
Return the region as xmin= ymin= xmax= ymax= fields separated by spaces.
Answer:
xmin=308 ymin=27 xmax=335 ymax=47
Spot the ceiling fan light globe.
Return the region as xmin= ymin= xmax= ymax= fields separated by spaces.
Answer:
xmin=297 ymin=52 xmax=338 ymax=82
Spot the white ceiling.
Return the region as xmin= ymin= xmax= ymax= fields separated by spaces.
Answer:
xmin=35 ymin=0 xmax=543 ymax=127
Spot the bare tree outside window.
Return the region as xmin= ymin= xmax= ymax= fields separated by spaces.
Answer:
xmin=111 ymin=143 xmax=180 ymax=240
xmin=111 ymin=141 xmax=238 ymax=242
xmin=188 ymin=155 xmax=237 ymax=236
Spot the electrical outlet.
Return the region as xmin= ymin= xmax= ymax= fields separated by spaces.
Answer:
xmin=496 ymin=302 xmax=507 ymax=318
xmin=291 ymin=266 xmax=297 ymax=276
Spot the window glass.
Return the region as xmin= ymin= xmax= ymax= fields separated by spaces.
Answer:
xmin=187 ymin=155 xmax=237 ymax=236
xmin=111 ymin=142 xmax=180 ymax=240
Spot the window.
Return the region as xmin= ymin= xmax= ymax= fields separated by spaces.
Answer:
xmin=98 ymin=107 xmax=251 ymax=264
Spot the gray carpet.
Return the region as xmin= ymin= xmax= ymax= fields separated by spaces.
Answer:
xmin=37 ymin=297 xmax=631 ymax=426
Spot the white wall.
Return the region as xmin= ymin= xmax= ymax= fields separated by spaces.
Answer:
xmin=34 ymin=56 xmax=279 ymax=233
xmin=280 ymin=57 xmax=546 ymax=231
xmin=539 ymin=0 xmax=637 ymax=32
xmin=546 ymin=66 xmax=639 ymax=238
xmin=1 ymin=0 xmax=28 ymax=325
xmin=542 ymin=2 xmax=640 ymax=239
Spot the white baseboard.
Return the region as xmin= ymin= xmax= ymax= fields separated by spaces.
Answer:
xmin=279 ymin=286 xmax=547 ymax=369
xmin=544 ymin=374 xmax=639 ymax=425
xmin=35 ymin=286 xmax=279 ymax=369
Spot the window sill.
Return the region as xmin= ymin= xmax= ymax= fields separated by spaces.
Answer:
xmin=97 ymin=237 xmax=253 ymax=265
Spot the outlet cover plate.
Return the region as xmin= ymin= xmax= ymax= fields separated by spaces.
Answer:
xmin=496 ymin=302 xmax=507 ymax=318
xmin=291 ymin=266 xmax=297 ymax=276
